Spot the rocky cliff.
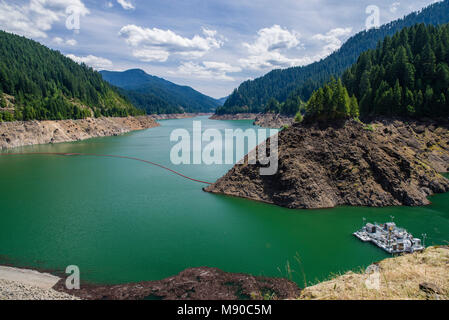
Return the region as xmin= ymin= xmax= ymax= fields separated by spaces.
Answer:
xmin=0 ymin=116 xmax=159 ymax=150
xmin=205 ymin=119 xmax=449 ymax=209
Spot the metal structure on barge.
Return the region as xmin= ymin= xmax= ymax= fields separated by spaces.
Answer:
xmin=353 ymin=219 xmax=425 ymax=254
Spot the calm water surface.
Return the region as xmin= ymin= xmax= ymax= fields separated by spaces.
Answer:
xmin=0 ymin=116 xmax=448 ymax=286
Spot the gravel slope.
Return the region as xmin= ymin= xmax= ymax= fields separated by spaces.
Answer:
xmin=0 ymin=279 xmax=79 ymax=300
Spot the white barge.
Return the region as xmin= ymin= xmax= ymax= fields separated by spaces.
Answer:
xmin=353 ymin=222 xmax=425 ymax=254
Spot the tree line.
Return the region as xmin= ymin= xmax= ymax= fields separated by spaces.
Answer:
xmin=343 ymin=23 xmax=449 ymax=118
xmin=299 ymin=23 xmax=449 ymax=122
xmin=0 ymin=30 xmax=143 ymax=122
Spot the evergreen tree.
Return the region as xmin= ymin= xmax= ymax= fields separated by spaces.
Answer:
xmin=343 ymin=23 xmax=449 ymax=118
xmin=304 ymin=79 xmax=358 ymax=122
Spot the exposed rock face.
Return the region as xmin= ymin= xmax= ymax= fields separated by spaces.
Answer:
xmin=53 ymin=267 xmax=301 ymax=300
xmin=253 ymin=114 xmax=295 ymax=128
xmin=205 ymin=119 xmax=449 ymax=209
xmin=0 ymin=116 xmax=159 ymax=150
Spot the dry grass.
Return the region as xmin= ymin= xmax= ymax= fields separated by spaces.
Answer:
xmin=299 ymin=247 xmax=449 ymax=300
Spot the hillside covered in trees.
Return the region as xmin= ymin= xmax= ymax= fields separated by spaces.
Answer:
xmin=217 ymin=0 xmax=449 ymax=116
xmin=343 ymin=23 xmax=449 ymax=118
xmin=300 ymin=23 xmax=449 ymax=123
xmin=100 ymin=69 xmax=220 ymax=114
xmin=0 ymin=31 xmax=143 ymax=122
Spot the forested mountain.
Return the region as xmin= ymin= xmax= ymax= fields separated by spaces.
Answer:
xmin=0 ymin=31 xmax=142 ymax=122
xmin=217 ymin=96 xmax=229 ymax=106
xmin=100 ymin=69 xmax=220 ymax=114
xmin=300 ymin=23 xmax=449 ymax=123
xmin=217 ymin=0 xmax=449 ymax=115
xmin=343 ymin=23 xmax=449 ymax=118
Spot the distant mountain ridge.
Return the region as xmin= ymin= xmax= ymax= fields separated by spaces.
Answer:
xmin=100 ymin=69 xmax=220 ymax=114
xmin=217 ymin=96 xmax=229 ymax=106
xmin=218 ymin=0 xmax=449 ymax=114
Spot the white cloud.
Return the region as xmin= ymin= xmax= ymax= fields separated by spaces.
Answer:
xmin=203 ymin=61 xmax=241 ymax=73
xmin=390 ymin=2 xmax=400 ymax=13
xmin=132 ymin=48 xmax=170 ymax=62
xmin=171 ymin=61 xmax=241 ymax=81
xmin=312 ymin=27 xmax=352 ymax=56
xmin=239 ymin=25 xmax=304 ymax=70
xmin=66 ymin=54 xmax=113 ymax=70
xmin=240 ymin=25 xmax=352 ymax=71
xmin=52 ymin=36 xmax=64 ymax=44
xmin=117 ymin=0 xmax=134 ymax=10
xmin=53 ymin=37 xmax=77 ymax=46
xmin=243 ymin=25 xmax=300 ymax=55
xmin=118 ymin=25 xmax=224 ymax=62
xmin=0 ymin=0 xmax=89 ymax=38
xmin=65 ymin=39 xmax=77 ymax=46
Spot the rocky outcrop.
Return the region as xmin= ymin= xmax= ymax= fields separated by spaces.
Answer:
xmin=0 ymin=116 xmax=159 ymax=150
xmin=53 ymin=267 xmax=301 ymax=300
xmin=254 ymin=114 xmax=295 ymax=128
xmin=205 ymin=119 xmax=449 ymax=209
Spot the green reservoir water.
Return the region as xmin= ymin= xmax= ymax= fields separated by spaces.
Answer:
xmin=0 ymin=116 xmax=448 ymax=286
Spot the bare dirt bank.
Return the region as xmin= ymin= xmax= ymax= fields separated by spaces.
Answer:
xmin=0 ymin=116 xmax=159 ymax=150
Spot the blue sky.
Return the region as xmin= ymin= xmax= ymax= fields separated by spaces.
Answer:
xmin=0 ymin=0 xmax=440 ymax=98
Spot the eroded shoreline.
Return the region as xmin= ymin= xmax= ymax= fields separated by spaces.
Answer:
xmin=2 ymin=246 xmax=447 ymax=300
xmin=0 ymin=113 xmax=212 ymax=150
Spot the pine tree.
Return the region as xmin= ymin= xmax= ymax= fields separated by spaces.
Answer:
xmin=349 ymin=95 xmax=359 ymax=118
